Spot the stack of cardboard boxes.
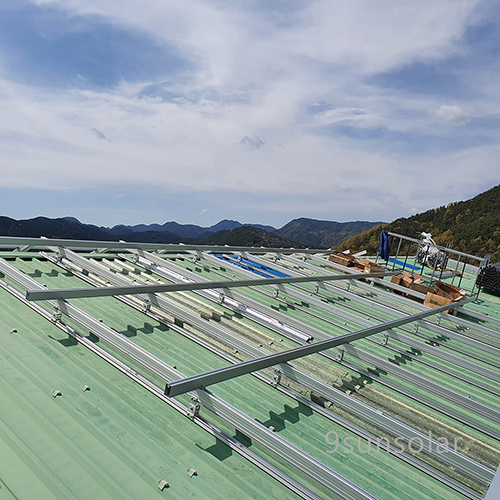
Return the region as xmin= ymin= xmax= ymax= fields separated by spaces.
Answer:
xmin=328 ymin=252 xmax=465 ymax=313
xmin=328 ymin=252 xmax=385 ymax=275
xmin=391 ymin=272 xmax=465 ymax=312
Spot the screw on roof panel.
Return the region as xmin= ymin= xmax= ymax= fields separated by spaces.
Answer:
xmin=187 ymin=468 xmax=197 ymax=478
xmin=157 ymin=480 xmax=169 ymax=490
xmin=10 ymin=329 xmax=18 ymax=334
xmin=52 ymin=390 xmax=62 ymax=398
xmin=81 ymin=385 xmax=91 ymax=391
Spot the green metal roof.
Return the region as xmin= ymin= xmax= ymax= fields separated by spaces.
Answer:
xmin=1 ymin=236 xmax=500 ymax=499
xmin=0 ymin=282 xmax=298 ymax=500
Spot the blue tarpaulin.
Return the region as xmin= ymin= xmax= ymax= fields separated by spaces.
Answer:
xmin=212 ymin=254 xmax=290 ymax=278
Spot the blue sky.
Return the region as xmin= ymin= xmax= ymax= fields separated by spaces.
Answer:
xmin=0 ymin=0 xmax=499 ymax=228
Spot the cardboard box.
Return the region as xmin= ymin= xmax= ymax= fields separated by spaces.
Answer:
xmin=400 ymin=271 xmax=423 ymax=284
xmin=357 ymin=259 xmax=385 ymax=274
xmin=391 ymin=275 xmax=403 ymax=286
xmin=424 ymin=292 xmax=452 ymax=313
xmin=390 ymin=274 xmax=409 ymax=295
xmin=410 ymin=282 xmax=435 ymax=295
xmin=434 ymin=281 xmax=465 ymax=302
xmin=433 ymin=287 xmax=453 ymax=300
xmin=328 ymin=252 xmax=355 ymax=267
xmin=354 ymin=261 xmax=366 ymax=271
xmin=402 ymin=276 xmax=414 ymax=288
xmin=407 ymin=282 xmax=434 ymax=303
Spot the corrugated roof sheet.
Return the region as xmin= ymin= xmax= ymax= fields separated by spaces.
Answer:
xmin=1 ymin=237 xmax=500 ymax=499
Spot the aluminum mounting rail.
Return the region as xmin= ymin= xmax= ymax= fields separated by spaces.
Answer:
xmin=223 ymin=252 xmax=500 ymax=384
xmin=0 ymin=256 xmax=379 ymax=500
xmin=133 ymin=248 xmax=489 ymax=391
xmin=264 ymin=253 xmax=500 ymax=356
xmin=109 ymin=252 xmax=500 ymax=445
xmin=43 ymin=248 xmax=499 ymax=439
xmin=40 ymin=252 xmax=495 ymax=488
xmin=0 ymin=278 xmax=322 ymax=500
xmin=0 ymin=258 xmax=182 ymax=385
xmin=189 ymin=251 xmax=500 ymax=386
xmin=165 ymin=299 xmax=467 ymax=397
xmin=342 ymin=344 xmax=500 ymax=424
xmin=189 ymin=252 xmax=500 ymax=425
xmin=157 ymin=251 xmax=500 ymax=430
xmin=25 ymin=271 xmax=396 ymax=301
xmin=123 ymin=251 xmax=328 ymax=343
xmin=0 ymin=235 xmax=328 ymax=254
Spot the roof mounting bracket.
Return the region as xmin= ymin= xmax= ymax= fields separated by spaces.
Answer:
xmin=272 ymin=368 xmax=282 ymax=388
xmin=142 ymin=298 xmax=152 ymax=312
xmin=335 ymin=347 xmax=345 ymax=362
xmin=314 ymin=284 xmax=319 ymax=295
xmin=52 ymin=306 xmax=62 ymax=323
xmin=413 ymin=323 xmax=419 ymax=333
xmin=187 ymin=397 xmax=201 ymax=420
xmin=157 ymin=479 xmax=169 ymax=490
xmin=345 ymin=281 xmax=351 ymax=291
xmin=381 ymin=332 xmax=389 ymax=346
xmin=218 ymin=292 xmax=225 ymax=305
xmin=273 ymin=288 xmax=279 ymax=299
xmin=16 ymin=244 xmax=34 ymax=252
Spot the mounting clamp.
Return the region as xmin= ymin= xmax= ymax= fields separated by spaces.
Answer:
xmin=52 ymin=306 xmax=62 ymax=323
xmin=335 ymin=347 xmax=345 ymax=362
xmin=142 ymin=298 xmax=152 ymax=312
xmin=188 ymin=397 xmax=201 ymax=420
xmin=272 ymin=368 xmax=282 ymax=388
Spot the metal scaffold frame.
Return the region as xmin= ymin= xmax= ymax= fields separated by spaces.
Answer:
xmin=380 ymin=232 xmax=490 ymax=296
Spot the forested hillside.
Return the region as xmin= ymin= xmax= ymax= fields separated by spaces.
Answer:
xmin=335 ymin=184 xmax=500 ymax=262
xmin=195 ymin=226 xmax=306 ymax=248
xmin=275 ymin=218 xmax=382 ymax=247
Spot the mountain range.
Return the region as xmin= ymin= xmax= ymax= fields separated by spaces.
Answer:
xmin=3 ymin=184 xmax=499 ymax=259
xmin=0 ymin=216 xmax=382 ymax=249
xmin=105 ymin=220 xmax=277 ymax=239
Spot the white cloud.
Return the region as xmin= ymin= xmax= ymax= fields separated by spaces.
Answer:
xmin=430 ymin=105 xmax=471 ymax=125
xmin=313 ymin=107 xmax=383 ymax=128
xmin=0 ymin=0 xmax=498 ymax=225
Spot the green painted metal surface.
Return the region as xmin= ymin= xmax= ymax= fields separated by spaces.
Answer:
xmin=4 ymin=252 xmax=500 ymax=498
xmin=0 ymin=279 xmax=302 ymax=500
